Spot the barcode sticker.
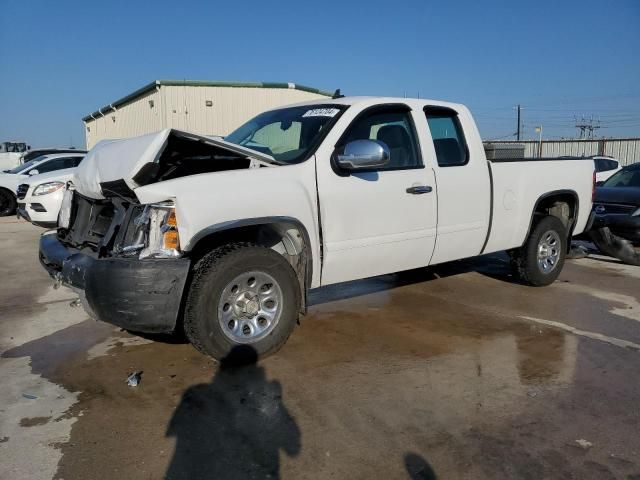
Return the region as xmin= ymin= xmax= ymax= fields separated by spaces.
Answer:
xmin=302 ymin=108 xmax=340 ymax=118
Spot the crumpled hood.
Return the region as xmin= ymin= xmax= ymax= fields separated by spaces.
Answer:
xmin=73 ymin=129 xmax=276 ymax=199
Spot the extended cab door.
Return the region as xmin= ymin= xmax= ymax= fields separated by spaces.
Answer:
xmin=422 ymin=106 xmax=491 ymax=264
xmin=316 ymin=104 xmax=438 ymax=285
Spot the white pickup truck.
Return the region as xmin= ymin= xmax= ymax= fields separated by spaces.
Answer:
xmin=39 ymin=97 xmax=595 ymax=360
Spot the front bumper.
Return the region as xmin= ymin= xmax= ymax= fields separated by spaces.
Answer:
xmin=17 ymin=203 xmax=56 ymax=228
xmin=39 ymin=232 xmax=191 ymax=333
xmin=591 ymin=213 xmax=640 ymax=242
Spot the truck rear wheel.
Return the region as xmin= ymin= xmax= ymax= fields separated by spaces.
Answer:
xmin=184 ymin=243 xmax=301 ymax=361
xmin=0 ymin=188 xmax=16 ymax=217
xmin=514 ymin=215 xmax=567 ymax=286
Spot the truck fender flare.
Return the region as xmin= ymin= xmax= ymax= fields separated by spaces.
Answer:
xmin=186 ymin=215 xmax=314 ymax=289
xmin=523 ymin=189 xmax=580 ymax=247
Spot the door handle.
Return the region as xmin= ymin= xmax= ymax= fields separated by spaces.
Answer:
xmin=406 ymin=185 xmax=433 ymax=194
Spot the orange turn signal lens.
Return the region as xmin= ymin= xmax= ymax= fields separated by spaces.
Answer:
xmin=162 ymin=209 xmax=180 ymax=250
xmin=165 ymin=209 xmax=177 ymax=227
xmin=163 ymin=229 xmax=180 ymax=250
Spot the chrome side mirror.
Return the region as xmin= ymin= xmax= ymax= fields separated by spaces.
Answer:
xmin=336 ymin=139 xmax=390 ymax=170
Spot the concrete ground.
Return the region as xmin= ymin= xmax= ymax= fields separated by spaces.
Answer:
xmin=1 ymin=216 xmax=639 ymax=480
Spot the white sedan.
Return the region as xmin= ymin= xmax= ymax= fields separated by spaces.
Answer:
xmin=594 ymin=156 xmax=621 ymax=183
xmin=0 ymin=153 xmax=84 ymax=217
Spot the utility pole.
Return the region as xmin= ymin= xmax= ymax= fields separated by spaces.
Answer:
xmin=516 ymin=104 xmax=522 ymax=141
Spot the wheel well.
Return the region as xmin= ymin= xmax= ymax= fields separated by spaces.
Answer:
xmin=187 ymin=221 xmax=311 ymax=312
xmin=528 ymin=191 xmax=578 ymax=250
xmin=0 ymin=186 xmax=16 ymax=197
xmin=535 ymin=193 xmax=577 ymax=228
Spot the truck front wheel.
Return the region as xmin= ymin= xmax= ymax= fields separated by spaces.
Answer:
xmin=184 ymin=243 xmax=301 ymax=361
xmin=513 ymin=215 xmax=567 ymax=286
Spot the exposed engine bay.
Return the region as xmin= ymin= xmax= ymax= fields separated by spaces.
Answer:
xmin=57 ymin=129 xmax=274 ymax=259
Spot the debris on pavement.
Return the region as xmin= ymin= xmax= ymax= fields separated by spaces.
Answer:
xmin=69 ymin=298 xmax=81 ymax=308
xmin=575 ymin=439 xmax=593 ymax=450
xmin=567 ymin=244 xmax=589 ymax=259
xmin=22 ymin=393 xmax=38 ymax=400
xmin=126 ymin=371 xmax=142 ymax=387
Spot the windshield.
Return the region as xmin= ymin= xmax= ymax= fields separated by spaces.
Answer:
xmin=603 ymin=167 xmax=640 ymax=188
xmin=6 ymin=155 xmax=47 ymax=174
xmin=225 ymin=105 xmax=346 ymax=164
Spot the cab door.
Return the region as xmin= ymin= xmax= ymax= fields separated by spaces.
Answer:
xmin=316 ymin=104 xmax=438 ymax=285
xmin=423 ymin=106 xmax=491 ymax=264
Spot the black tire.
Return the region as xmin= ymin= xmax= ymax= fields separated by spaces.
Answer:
xmin=0 ymin=188 xmax=17 ymax=217
xmin=589 ymin=227 xmax=640 ymax=266
xmin=513 ymin=215 xmax=567 ymax=286
xmin=184 ymin=243 xmax=301 ymax=361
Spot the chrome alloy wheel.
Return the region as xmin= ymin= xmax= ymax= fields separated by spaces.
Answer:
xmin=537 ymin=230 xmax=561 ymax=274
xmin=218 ymin=271 xmax=283 ymax=343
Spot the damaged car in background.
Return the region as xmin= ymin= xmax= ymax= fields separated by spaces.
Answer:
xmin=590 ymin=162 xmax=640 ymax=266
xmin=39 ymin=98 xmax=595 ymax=361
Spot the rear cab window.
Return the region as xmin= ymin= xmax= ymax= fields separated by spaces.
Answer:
xmin=425 ymin=107 xmax=469 ymax=167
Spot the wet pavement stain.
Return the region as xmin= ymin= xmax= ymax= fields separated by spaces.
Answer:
xmin=19 ymin=416 xmax=52 ymax=427
xmin=2 ymin=241 xmax=640 ymax=479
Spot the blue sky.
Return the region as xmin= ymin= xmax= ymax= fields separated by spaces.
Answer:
xmin=1 ymin=0 xmax=638 ymax=147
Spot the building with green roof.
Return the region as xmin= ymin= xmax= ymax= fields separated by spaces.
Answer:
xmin=83 ymin=80 xmax=332 ymax=148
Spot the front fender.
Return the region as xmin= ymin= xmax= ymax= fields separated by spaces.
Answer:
xmin=134 ymin=160 xmax=322 ymax=287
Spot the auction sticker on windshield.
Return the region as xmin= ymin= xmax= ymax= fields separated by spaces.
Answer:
xmin=302 ymin=108 xmax=340 ymax=118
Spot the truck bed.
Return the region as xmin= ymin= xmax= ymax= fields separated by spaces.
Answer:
xmin=483 ymin=157 xmax=594 ymax=255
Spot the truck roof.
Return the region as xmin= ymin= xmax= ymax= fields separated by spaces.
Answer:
xmin=282 ymin=95 xmax=467 ymax=111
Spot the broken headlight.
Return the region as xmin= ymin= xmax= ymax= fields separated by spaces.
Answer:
xmin=121 ymin=201 xmax=182 ymax=259
xmin=58 ymin=183 xmax=75 ymax=229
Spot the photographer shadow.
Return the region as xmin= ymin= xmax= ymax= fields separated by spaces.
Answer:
xmin=165 ymin=346 xmax=300 ymax=479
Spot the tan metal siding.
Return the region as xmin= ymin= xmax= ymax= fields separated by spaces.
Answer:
xmin=161 ymin=86 xmax=326 ymax=136
xmin=84 ymin=86 xmax=326 ymax=148
xmin=84 ymin=88 xmax=164 ymax=149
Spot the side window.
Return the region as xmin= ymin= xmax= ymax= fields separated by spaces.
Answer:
xmin=606 ymin=160 xmax=619 ymax=171
xmin=425 ymin=108 xmax=468 ymax=167
xmin=32 ymin=158 xmax=68 ymax=174
xmin=594 ymin=159 xmax=605 ymax=172
xmin=62 ymin=156 xmax=83 ymax=168
xmin=340 ymin=108 xmax=421 ymax=169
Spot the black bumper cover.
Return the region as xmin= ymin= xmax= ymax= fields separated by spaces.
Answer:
xmin=591 ymin=213 xmax=640 ymax=242
xmin=39 ymin=233 xmax=191 ymax=333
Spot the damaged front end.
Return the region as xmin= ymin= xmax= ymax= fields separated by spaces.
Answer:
xmin=39 ymin=129 xmax=272 ymax=333
xmin=40 ymin=187 xmax=191 ymax=333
